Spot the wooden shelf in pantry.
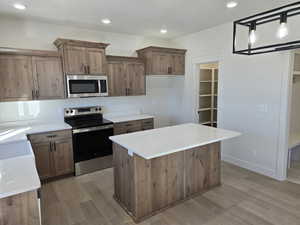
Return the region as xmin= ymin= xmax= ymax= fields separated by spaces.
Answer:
xmin=200 ymin=80 xmax=218 ymax=83
xmin=198 ymin=108 xmax=212 ymax=112
xmin=201 ymin=121 xmax=211 ymax=125
xmin=199 ymin=94 xmax=212 ymax=97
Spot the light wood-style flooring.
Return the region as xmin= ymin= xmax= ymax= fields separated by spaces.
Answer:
xmin=41 ymin=162 xmax=300 ymax=225
xmin=288 ymin=160 xmax=300 ymax=184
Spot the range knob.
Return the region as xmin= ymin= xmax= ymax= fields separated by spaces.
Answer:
xmin=66 ymin=110 xmax=69 ymax=114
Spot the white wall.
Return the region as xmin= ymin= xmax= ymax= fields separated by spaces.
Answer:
xmin=172 ymin=23 xmax=291 ymax=180
xmin=0 ymin=16 xmax=183 ymax=128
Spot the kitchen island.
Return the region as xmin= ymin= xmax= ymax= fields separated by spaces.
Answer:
xmin=110 ymin=123 xmax=240 ymax=222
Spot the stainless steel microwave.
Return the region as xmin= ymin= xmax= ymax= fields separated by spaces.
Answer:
xmin=66 ymin=75 xmax=108 ymax=98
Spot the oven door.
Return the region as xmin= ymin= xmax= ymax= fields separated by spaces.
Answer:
xmin=67 ymin=75 xmax=108 ymax=98
xmin=72 ymin=125 xmax=113 ymax=175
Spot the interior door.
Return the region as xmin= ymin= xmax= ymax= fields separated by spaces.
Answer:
xmin=64 ymin=46 xmax=87 ymax=74
xmin=107 ymin=61 xmax=127 ymax=96
xmin=126 ymin=62 xmax=145 ymax=96
xmin=52 ymin=139 xmax=74 ymax=176
xmin=31 ymin=142 xmax=53 ymax=180
xmin=86 ymin=48 xmax=106 ymax=75
xmin=0 ymin=55 xmax=34 ymax=101
xmin=32 ymin=56 xmax=64 ymax=99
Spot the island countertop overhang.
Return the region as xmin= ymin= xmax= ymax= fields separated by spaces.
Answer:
xmin=109 ymin=123 xmax=241 ymax=159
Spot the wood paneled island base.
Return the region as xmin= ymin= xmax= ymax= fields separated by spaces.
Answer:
xmin=113 ymin=142 xmax=221 ymax=223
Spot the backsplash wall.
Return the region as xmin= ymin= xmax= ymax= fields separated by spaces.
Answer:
xmin=0 ymin=76 xmax=184 ymax=128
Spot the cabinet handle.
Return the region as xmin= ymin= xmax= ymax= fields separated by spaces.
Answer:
xmin=87 ymin=65 xmax=90 ymax=74
xmin=47 ymin=135 xmax=57 ymax=138
xmin=168 ymin=67 xmax=172 ymax=74
xmin=49 ymin=142 xmax=52 ymax=152
xmin=53 ymin=142 xmax=57 ymax=152
xmin=35 ymin=90 xmax=39 ymax=99
xmin=32 ymin=90 xmax=35 ymax=99
xmin=81 ymin=64 xmax=85 ymax=73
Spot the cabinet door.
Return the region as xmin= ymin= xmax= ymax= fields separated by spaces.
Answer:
xmin=31 ymin=142 xmax=53 ymax=180
xmin=151 ymin=52 xmax=170 ymax=75
xmin=170 ymin=53 xmax=185 ymax=75
xmin=32 ymin=56 xmax=64 ymax=99
xmin=107 ymin=61 xmax=127 ymax=96
xmin=0 ymin=55 xmax=34 ymax=101
xmin=126 ymin=62 xmax=145 ymax=96
xmin=63 ymin=46 xmax=87 ymax=74
xmin=52 ymin=138 xmax=74 ymax=176
xmin=86 ymin=48 xmax=106 ymax=75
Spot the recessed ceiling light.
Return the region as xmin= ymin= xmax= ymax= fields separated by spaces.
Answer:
xmin=160 ymin=29 xmax=168 ymax=34
xmin=13 ymin=3 xmax=27 ymax=10
xmin=101 ymin=18 xmax=111 ymax=24
xmin=226 ymin=1 xmax=238 ymax=8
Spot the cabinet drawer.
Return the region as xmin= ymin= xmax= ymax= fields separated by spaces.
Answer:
xmin=28 ymin=129 xmax=72 ymax=144
xmin=114 ymin=121 xmax=142 ymax=135
xmin=141 ymin=118 xmax=153 ymax=127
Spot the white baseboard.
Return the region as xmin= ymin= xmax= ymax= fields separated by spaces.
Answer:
xmin=222 ymin=154 xmax=281 ymax=180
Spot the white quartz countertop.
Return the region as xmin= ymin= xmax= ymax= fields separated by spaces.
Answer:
xmin=104 ymin=114 xmax=154 ymax=123
xmin=110 ymin=123 xmax=241 ymax=159
xmin=0 ymin=140 xmax=40 ymax=199
xmin=0 ymin=120 xmax=72 ymax=144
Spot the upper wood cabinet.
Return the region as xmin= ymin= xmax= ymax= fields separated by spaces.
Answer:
xmin=107 ymin=56 xmax=145 ymax=97
xmin=0 ymin=55 xmax=34 ymax=101
xmin=54 ymin=38 xmax=109 ymax=75
xmin=0 ymin=48 xmax=64 ymax=102
xmin=136 ymin=46 xmax=186 ymax=75
xmin=32 ymin=56 xmax=64 ymax=99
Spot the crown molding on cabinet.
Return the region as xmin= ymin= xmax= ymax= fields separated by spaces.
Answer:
xmin=54 ymin=38 xmax=110 ymax=49
xmin=0 ymin=47 xmax=59 ymax=57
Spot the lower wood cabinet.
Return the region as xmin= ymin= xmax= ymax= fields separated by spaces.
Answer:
xmin=0 ymin=191 xmax=40 ymax=225
xmin=114 ymin=118 xmax=154 ymax=135
xmin=28 ymin=129 xmax=74 ymax=180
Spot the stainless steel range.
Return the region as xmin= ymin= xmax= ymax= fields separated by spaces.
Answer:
xmin=64 ymin=106 xmax=113 ymax=176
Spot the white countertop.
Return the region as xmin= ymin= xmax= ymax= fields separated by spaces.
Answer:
xmin=0 ymin=140 xmax=40 ymax=199
xmin=104 ymin=114 xmax=154 ymax=123
xmin=0 ymin=120 xmax=71 ymax=144
xmin=110 ymin=123 xmax=241 ymax=159
xmin=0 ymin=120 xmax=71 ymax=199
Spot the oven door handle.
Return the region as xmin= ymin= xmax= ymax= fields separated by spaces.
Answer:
xmin=73 ymin=125 xmax=113 ymax=134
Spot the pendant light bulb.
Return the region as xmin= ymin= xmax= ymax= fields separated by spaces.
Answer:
xmin=277 ymin=13 xmax=288 ymax=39
xmin=249 ymin=22 xmax=257 ymax=45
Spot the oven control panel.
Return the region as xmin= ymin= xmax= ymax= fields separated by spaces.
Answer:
xmin=64 ymin=106 xmax=102 ymax=117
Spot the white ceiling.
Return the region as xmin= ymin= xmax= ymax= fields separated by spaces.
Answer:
xmin=0 ymin=0 xmax=297 ymax=39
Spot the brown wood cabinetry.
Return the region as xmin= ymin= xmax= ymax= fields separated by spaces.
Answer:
xmin=32 ymin=56 xmax=64 ymax=99
xmin=137 ymin=46 xmax=186 ymax=75
xmin=0 ymin=191 xmax=40 ymax=225
xmin=107 ymin=56 xmax=145 ymax=96
xmin=28 ymin=129 xmax=74 ymax=180
xmin=114 ymin=118 xmax=154 ymax=135
xmin=113 ymin=142 xmax=220 ymax=223
xmin=0 ymin=48 xmax=64 ymax=102
xmin=54 ymin=38 xmax=109 ymax=75
xmin=0 ymin=55 xmax=34 ymax=101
